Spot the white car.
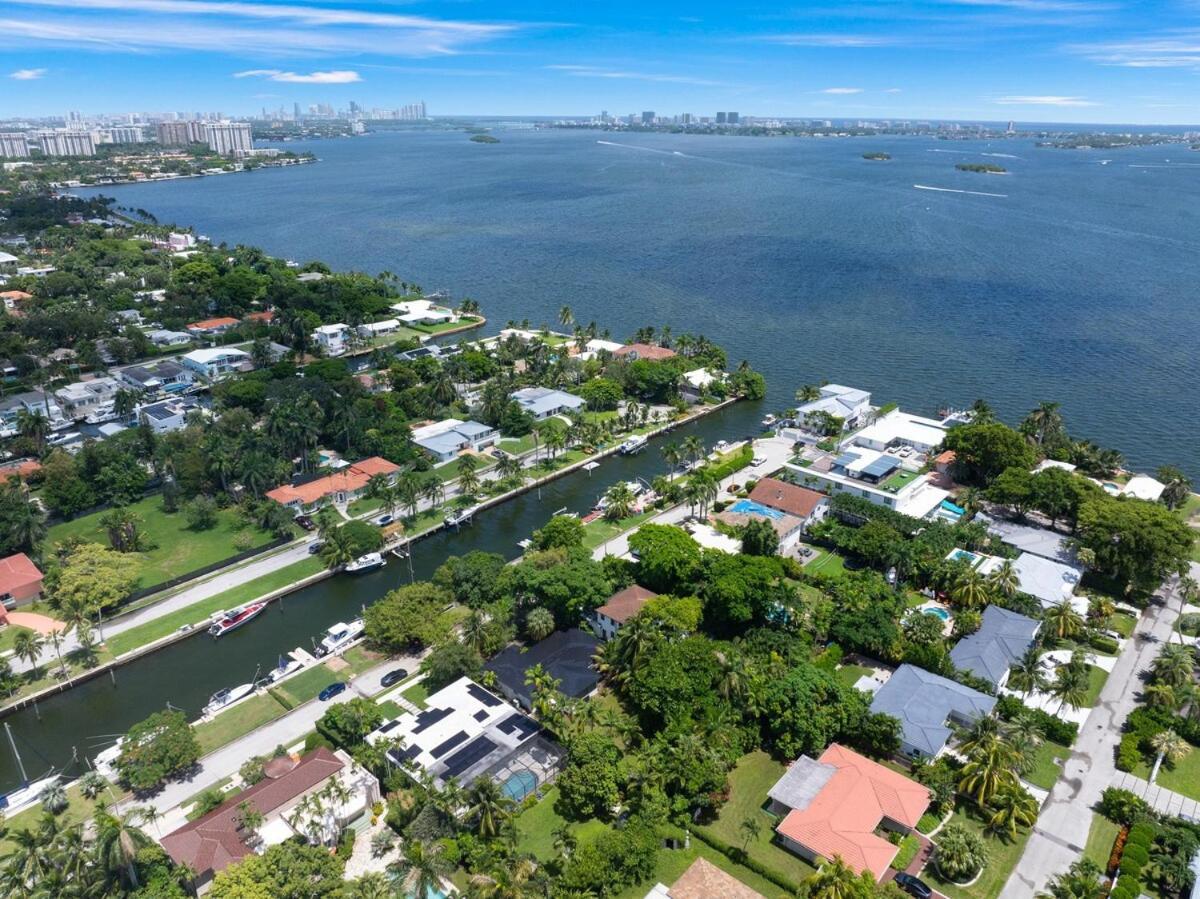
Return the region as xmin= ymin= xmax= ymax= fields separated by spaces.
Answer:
xmin=752 ymin=455 xmax=767 ymax=467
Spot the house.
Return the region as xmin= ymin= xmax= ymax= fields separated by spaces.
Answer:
xmin=266 ymin=456 xmax=400 ymax=512
xmin=0 ymin=391 xmax=67 ymax=431
xmin=591 ymin=584 xmax=658 ymax=641
xmin=137 ymin=396 xmax=203 ymax=433
xmin=366 ymin=677 xmax=562 ymax=794
xmin=245 ymin=310 xmax=274 ymax=324
xmin=0 ymin=252 xmax=17 ymax=272
xmin=185 ymin=316 xmax=240 ymax=337
xmin=146 ymin=328 xmax=192 ymax=348
xmin=869 ymin=664 xmax=997 ymax=758
xmin=983 ymin=516 xmax=1078 ymax=566
xmin=0 ymin=459 xmax=42 ymax=484
xmin=1012 ymin=552 xmax=1086 ymax=612
xmin=784 ymin=449 xmax=949 ymax=519
xmin=643 ymin=857 xmax=766 ymax=899
xmin=390 ymin=298 xmax=457 ymax=325
xmin=484 ymin=629 xmax=601 ymax=710
xmin=748 ymin=477 xmax=829 ymax=532
xmin=792 ymin=384 xmax=872 ymax=433
xmin=614 ymin=343 xmax=676 ymax=362
xmin=1 ymin=290 xmax=33 ymax=314
xmin=161 ymin=747 xmax=377 ymax=890
xmin=577 ymin=338 xmax=624 ymax=360
xmin=313 ymin=323 xmax=351 ymax=356
xmin=680 ymin=368 xmax=722 ymax=403
xmin=55 ymin=377 xmax=121 ymax=419
xmin=16 ymin=266 xmax=55 ymax=278
xmin=113 ymin=309 xmax=143 ymax=325
xmin=950 ymin=605 xmax=1041 ymax=688
xmin=850 ymin=408 xmax=948 ymax=455
xmin=411 ymin=419 xmax=499 ymax=464
xmin=770 ymin=744 xmax=931 ymax=881
xmin=711 ymin=505 xmax=805 ymax=551
xmin=510 ymin=386 xmax=585 ymax=420
xmin=0 ymin=553 xmax=43 ymax=609
xmin=115 ymin=360 xmax=192 ymax=394
xmin=1121 ymin=474 xmax=1166 ymax=502
xmin=182 ymin=347 xmax=252 ymax=381
xmin=356 ymin=319 xmax=401 ymax=340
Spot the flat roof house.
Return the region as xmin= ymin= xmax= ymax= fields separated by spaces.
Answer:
xmin=357 ymin=319 xmax=401 ymax=339
xmin=181 ymin=347 xmax=252 ymax=381
xmin=0 ymin=552 xmax=43 ymax=610
xmin=485 ymin=629 xmax=601 ymax=710
xmin=115 ymin=360 xmax=192 ymax=394
xmin=770 ymin=744 xmax=931 ymax=881
xmin=510 ymin=386 xmax=585 ymax=420
xmin=1012 ymin=552 xmax=1086 ymax=612
xmin=983 ymin=516 xmax=1078 ymax=565
xmin=137 ymin=396 xmax=202 ymax=433
xmin=784 ymin=449 xmax=949 ymax=520
xmin=850 ymin=408 xmax=948 ymax=455
xmin=55 ymin=376 xmax=121 ymax=419
xmin=390 ymin=298 xmax=457 ymax=325
xmin=313 ymin=323 xmax=351 ymax=356
xmin=0 ymin=391 xmax=67 ymax=429
xmin=591 ymin=584 xmax=658 ymax=641
xmin=411 ymin=419 xmax=499 ymax=464
xmin=870 ymin=664 xmax=997 ymax=759
xmin=266 ymin=456 xmax=400 ymax=512
xmin=950 ymin=605 xmax=1040 ymax=688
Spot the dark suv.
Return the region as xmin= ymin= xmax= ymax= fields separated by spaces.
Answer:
xmin=893 ymin=873 xmax=932 ymax=899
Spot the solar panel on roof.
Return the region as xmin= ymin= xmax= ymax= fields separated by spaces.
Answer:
xmin=466 ymin=683 xmax=501 ymax=707
xmin=412 ymin=706 xmax=452 ymax=733
xmin=430 ymin=730 xmax=470 ymax=759
xmin=833 ymin=452 xmax=861 ymax=468
xmin=473 ymin=709 xmax=489 ymax=722
xmin=863 ymin=456 xmax=899 ymax=478
xmin=496 ymin=712 xmax=540 ymax=739
xmin=442 ymin=736 xmax=497 ymax=779
xmin=378 ymin=720 xmax=400 ymax=733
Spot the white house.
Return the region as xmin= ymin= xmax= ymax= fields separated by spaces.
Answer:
xmin=390 ymin=298 xmax=457 ymax=325
xmin=411 ymin=418 xmax=499 ymax=463
xmin=1121 ymin=475 xmax=1166 ymax=502
xmin=510 ymin=386 xmax=585 ymax=420
xmin=849 ymin=408 xmax=948 ymax=455
xmin=793 ymin=384 xmax=873 ymax=433
xmin=356 ymin=319 xmax=400 ymax=340
xmin=313 ymin=323 xmax=351 ymax=356
xmin=181 ymin=347 xmax=252 ymax=381
xmin=681 ymin=368 xmax=722 ymax=403
xmin=55 ymin=377 xmax=121 ymax=419
xmin=137 ymin=396 xmax=203 ymax=433
xmin=146 ymin=329 xmax=192 ymax=348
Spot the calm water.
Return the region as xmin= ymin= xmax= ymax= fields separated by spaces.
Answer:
xmin=84 ymin=129 xmax=1200 ymax=473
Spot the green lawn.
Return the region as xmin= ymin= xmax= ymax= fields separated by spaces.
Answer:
xmin=0 ymin=781 xmax=125 ymax=854
xmin=835 ymin=664 xmax=874 ymax=689
xmin=1083 ymin=665 xmax=1109 ymax=707
xmin=1025 ymin=740 xmax=1072 ymax=791
xmin=277 ymin=662 xmax=344 ymax=706
xmin=1108 ymin=612 xmax=1138 ymax=638
xmin=581 ymin=509 xmax=658 ymax=552
xmin=497 ymin=434 xmax=538 ymax=457
xmin=1133 ymin=745 xmax=1200 ymax=801
xmin=105 ymin=556 xmax=325 ymax=657
xmin=696 ymin=751 xmax=818 ymax=888
xmin=1082 ymin=814 xmax=1120 ymax=870
xmin=339 ymin=644 xmax=386 ymax=678
xmin=806 ymin=550 xmax=848 ymax=579
xmin=45 ymin=495 xmax=275 ymax=590
xmin=401 ymin=679 xmax=430 ymax=709
xmin=921 ymin=802 xmax=1033 ymax=899
xmin=881 ymin=469 xmax=920 ymax=493
xmin=346 ymin=495 xmax=384 ymax=517
xmin=194 ymin=691 xmax=291 ymax=755
xmin=893 ymin=833 xmax=922 ymax=871
xmin=514 ymin=786 xmax=608 ymax=861
xmin=0 ymin=623 xmax=32 ymax=655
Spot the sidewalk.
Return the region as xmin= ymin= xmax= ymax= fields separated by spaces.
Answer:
xmin=1111 ymin=771 xmax=1200 ymax=820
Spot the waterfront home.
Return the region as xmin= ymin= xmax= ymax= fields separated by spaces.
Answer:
xmin=161 ymin=747 xmax=378 ymax=891
xmin=591 ymin=584 xmax=658 ymax=641
xmin=181 ymin=347 xmax=252 ymax=381
xmin=356 ymin=319 xmax=401 ymax=340
xmin=54 ymin=376 xmax=121 ymax=419
xmin=485 ymin=629 xmax=601 ymax=710
xmin=0 ymin=459 xmax=43 ymax=485
xmin=366 ymin=677 xmax=562 ymax=796
xmin=137 ymin=396 xmax=203 ymax=433
xmin=313 ymin=323 xmax=351 ymax=356
xmin=576 ymin=338 xmax=624 ymax=360
xmin=644 ymin=857 xmax=766 ymax=899
xmin=748 ymin=477 xmax=829 ymax=533
xmin=791 ymin=384 xmax=873 ymax=434
xmin=510 ymin=386 xmax=585 ymax=420
xmin=0 ymin=552 xmax=44 ymax=613
xmin=869 ymin=664 xmax=996 ymax=759
xmin=983 ymin=515 xmax=1078 ymax=565
xmin=770 ymin=744 xmax=931 ymax=880
xmin=680 ymin=368 xmax=723 ymax=403
xmin=849 ymin=407 xmax=948 ymax=455
xmin=1121 ymin=474 xmax=1166 ymax=502
xmin=185 ymin=316 xmax=240 ymax=338
xmin=146 ymin=328 xmax=192 ymax=348
xmin=614 ymin=343 xmax=676 ymax=362
xmin=115 ymin=359 xmax=192 ymax=394
xmin=265 ymin=456 xmax=400 ymax=512
xmin=390 ymin=298 xmax=458 ymax=325
xmin=949 ymin=605 xmax=1041 ymax=688
xmin=783 ymin=448 xmax=949 ymax=519
xmin=711 ymin=505 xmax=805 ymax=552
xmin=0 ymin=391 xmax=67 ymax=430
xmin=411 ymin=418 xmax=499 ymax=463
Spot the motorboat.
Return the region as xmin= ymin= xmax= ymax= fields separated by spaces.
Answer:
xmin=344 ymin=552 xmax=385 ymax=574
xmin=263 ymin=655 xmax=303 ymax=684
xmin=92 ymin=739 xmax=124 ymax=779
xmin=444 ymin=507 xmax=477 ymax=528
xmin=618 ymin=434 xmax=647 ymax=455
xmin=85 ymin=406 xmax=119 ymax=425
xmin=0 ymin=775 xmax=60 ymax=816
xmin=316 ymin=619 xmax=365 ymax=657
xmin=203 ymin=683 xmax=255 ymax=716
xmin=208 ymin=601 xmax=267 ymax=637
xmin=761 ymin=414 xmax=777 ymax=428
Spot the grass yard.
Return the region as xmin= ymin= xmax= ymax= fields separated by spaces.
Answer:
xmin=581 ymin=508 xmax=658 ymax=552
xmin=0 ymin=781 xmax=125 ymax=853
xmin=1108 ymin=611 xmax=1138 ymax=638
xmin=497 ymin=434 xmax=538 ymax=457
xmin=276 ymin=661 xmax=345 ymax=706
xmin=921 ymin=802 xmax=1033 ymax=899
xmin=893 ymin=833 xmax=922 ymax=871
xmin=1083 ymin=665 xmax=1109 ymax=707
xmin=45 ymin=494 xmax=275 ymax=590
xmin=1133 ymin=745 xmax=1200 ymax=801
xmin=346 ymin=495 xmax=384 ymax=517
xmin=1082 ymin=814 xmax=1121 ymax=870
xmin=104 ymin=556 xmax=325 ymax=657
xmin=881 ymin=469 xmax=920 ymax=493
xmin=835 ymin=664 xmax=874 ymax=690
xmin=696 ymin=751 xmax=819 ymax=888
xmin=401 ymin=679 xmax=430 ymax=709
xmin=513 ymin=786 xmax=608 ymax=861
xmin=194 ymin=691 xmax=291 ymax=755
xmin=806 ymin=550 xmax=848 ymax=579
xmin=1024 ymin=740 xmax=1072 ymax=791
xmin=339 ymin=644 xmax=387 ymax=678
xmin=0 ymin=623 xmax=33 ymax=655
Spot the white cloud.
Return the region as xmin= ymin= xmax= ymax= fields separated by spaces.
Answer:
xmin=995 ymin=95 xmax=1099 ymax=106
xmin=9 ymin=67 xmax=46 ymax=79
xmin=821 ymin=87 xmax=864 ymax=94
xmin=884 ymin=87 xmax=903 ymax=93
xmin=1067 ymin=34 xmax=1200 ymax=68
xmin=235 ymin=68 xmax=360 ymax=83
xmin=545 ymin=65 xmax=726 ymax=86
xmin=762 ymin=34 xmax=900 ymax=48
xmin=941 ymin=0 xmax=1114 ymax=10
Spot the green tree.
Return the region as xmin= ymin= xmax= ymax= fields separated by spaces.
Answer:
xmin=1157 ymin=465 xmax=1192 ymax=511
xmin=184 ymin=495 xmax=219 ymax=530
xmin=1075 ymin=494 xmax=1194 ymax=592
xmin=93 ymin=805 xmax=153 ymax=890
xmin=940 ymin=421 xmax=1036 ymax=486
xmin=531 ymin=514 xmax=586 ymax=551
xmin=741 ymin=517 xmax=780 ymax=556
xmin=386 ymin=839 xmax=452 ymax=899
xmin=363 ymin=582 xmax=452 ymax=652
xmin=209 ymin=840 xmax=345 ymax=899
xmin=987 ymin=785 xmax=1039 ymax=839
xmin=466 ymin=777 xmax=514 ymax=840
xmin=115 ymin=709 xmax=201 ymax=791
xmin=525 ymin=606 xmax=556 ymax=641
xmin=628 ymin=524 xmax=701 ymax=594
xmin=934 ymin=821 xmax=988 ymax=882
xmin=1036 ymin=858 xmax=1106 ymax=899
xmin=52 ymin=542 xmax=141 ymax=614
xmin=556 ymin=731 xmax=622 ymax=819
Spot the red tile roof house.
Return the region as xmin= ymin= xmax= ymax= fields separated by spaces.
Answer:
xmin=590 ymin=584 xmax=658 ymax=641
xmin=162 ymin=747 xmax=379 ymax=889
xmin=613 ymin=343 xmax=677 ymax=362
xmin=769 ymin=744 xmax=931 ymax=881
xmin=186 ymin=316 xmax=241 ymax=337
xmin=265 ymin=457 xmax=400 ymax=513
xmin=748 ymin=477 xmax=830 ymax=532
xmin=0 ymin=553 xmax=44 ymax=612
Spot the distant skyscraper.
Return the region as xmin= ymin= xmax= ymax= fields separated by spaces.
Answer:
xmin=716 ymin=112 xmax=727 ymax=124
xmin=1006 ymin=120 xmax=1015 ymax=134
xmin=36 ymin=130 xmax=96 ymax=157
xmin=102 ymin=126 xmax=145 ymax=144
xmin=293 ymin=102 xmax=302 ymax=121
xmin=641 ymin=111 xmax=655 ymax=124
xmin=727 ymin=111 xmax=739 ymax=124
xmin=203 ymin=121 xmax=253 ymax=156
xmin=0 ymin=133 xmax=30 ymax=159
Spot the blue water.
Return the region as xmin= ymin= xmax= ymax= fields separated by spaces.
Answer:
xmin=729 ymin=498 xmax=786 ymax=519
xmin=924 ymin=607 xmax=952 ymax=621
xmin=941 ymin=500 xmax=966 ymax=515
xmin=82 ymin=130 xmax=1200 ymax=474
xmin=500 ymin=769 xmax=538 ymax=801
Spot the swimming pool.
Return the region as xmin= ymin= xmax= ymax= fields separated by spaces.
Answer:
xmin=940 ymin=499 xmax=966 ymax=515
xmin=949 ymin=549 xmax=981 ymax=565
xmin=923 ymin=606 xmax=951 ymax=622
xmin=729 ymin=499 xmax=785 ymax=520
xmin=501 ymin=770 xmax=538 ymax=802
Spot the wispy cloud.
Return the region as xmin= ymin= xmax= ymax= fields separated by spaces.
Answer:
xmin=9 ymin=67 xmax=46 ymax=79
xmin=760 ymin=33 xmax=901 ymax=48
xmin=821 ymin=87 xmax=864 ymax=94
xmin=235 ymin=68 xmax=360 ymax=83
xmin=995 ymin=94 xmax=1099 ymax=106
xmin=545 ymin=65 xmax=726 ymax=86
xmin=1067 ymin=33 xmax=1200 ymax=68
xmin=940 ymin=0 xmax=1115 ymax=10
xmin=884 ymin=87 xmax=903 ymax=93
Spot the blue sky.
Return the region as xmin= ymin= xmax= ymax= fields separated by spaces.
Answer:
xmin=3 ymin=0 xmax=1200 ymax=124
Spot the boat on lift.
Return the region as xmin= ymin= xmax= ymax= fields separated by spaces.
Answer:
xmin=761 ymin=414 xmax=777 ymax=428
xmin=618 ymin=434 xmax=647 ymax=455
xmin=203 ymin=683 xmax=255 ymax=716
xmin=444 ymin=506 xmax=477 ymax=528
xmin=208 ymin=601 xmax=267 ymax=637
xmin=316 ymin=619 xmax=365 ymax=657
xmin=344 ymin=552 xmax=385 ymax=574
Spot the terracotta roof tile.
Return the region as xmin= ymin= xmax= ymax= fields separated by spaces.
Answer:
xmin=668 ymin=857 xmax=765 ymax=899
xmin=595 ymin=584 xmax=658 ymax=624
xmin=748 ymin=478 xmax=827 ymax=519
xmin=0 ymin=553 xmax=42 ymax=595
xmin=266 ymin=457 xmax=400 ymax=506
xmin=613 ymin=343 xmax=677 ymax=361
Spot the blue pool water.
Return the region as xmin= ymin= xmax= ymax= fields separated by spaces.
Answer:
xmin=501 ymin=770 xmax=538 ymax=801
xmin=941 ymin=499 xmax=966 ymax=515
xmin=729 ymin=499 xmax=785 ymax=520
xmin=924 ymin=607 xmax=952 ymax=621
xmin=950 ymin=549 xmax=980 ymax=564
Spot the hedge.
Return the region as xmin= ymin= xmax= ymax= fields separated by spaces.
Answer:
xmin=1121 ymin=844 xmax=1149 ymax=867
xmin=1089 ymin=633 xmax=1120 ymax=654
xmin=1098 ymin=788 xmax=1152 ymax=826
xmin=689 ymin=827 xmax=803 ymax=896
xmin=1116 ymin=734 xmax=1142 ymax=772
xmin=1128 ymin=822 xmax=1157 ymax=845
xmin=995 ymin=695 xmax=1079 ymax=745
xmin=1118 ymin=854 xmax=1144 ymax=878
xmin=701 ymin=445 xmax=755 ymax=482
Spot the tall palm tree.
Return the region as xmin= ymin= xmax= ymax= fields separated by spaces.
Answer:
xmin=1152 ymin=643 xmax=1195 ymax=687
xmin=1023 ymin=401 xmax=1065 ymax=447
xmin=467 ymin=777 xmax=515 ymax=840
xmin=1050 ymin=660 xmax=1091 ymax=716
xmin=422 ymin=476 xmax=446 ymax=510
xmin=602 ymin=481 xmax=635 ymax=522
xmin=558 ymin=306 xmax=574 ymax=329
xmin=16 ymin=407 xmax=50 ymax=454
xmin=795 ymin=384 xmax=821 ymax=404
xmin=987 ymin=785 xmax=1039 ymax=839
xmin=988 ymin=559 xmax=1020 ymax=599
xmin=526 ymin=606 xmax=555 ymax=642
xmin=681 ymin=435 xmax=704 ymax=468
xmin=951 ymin=569 xmax=991 ymax=611
xmin=958 ymin=735 xmax=1019 ymax=807
xmin=1036 ymin=859 xmax=1106 ymax=899
xmin=386 ymin=839 xmax=452 ymax=899
xmin=3 ymin=486 xmax=47 ymax=555
xmin=1043 ymin=598 xmax=1085 ymax=640
xmin=469 ymin=856 xmax=539 ymax=899
xmin=804 ymin=857 xmax=873 ymax=898
xmin=13 ymin=628 xmax=45 ymax=679
xmin=661 ymin=442 xmax=682 ymax=472
xmin=94 ymin=805 xmax=153 ymax=890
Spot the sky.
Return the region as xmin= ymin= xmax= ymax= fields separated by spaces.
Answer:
xmin=2 ymin=0 xmax=1200 ymax=124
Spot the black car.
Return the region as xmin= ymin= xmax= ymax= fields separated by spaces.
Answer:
xmin=308 ymin=540 xmax=325 ymax=555
xmin=893 ymin=873 xmax=932 ymax=899
xmin=318 ymin=682 xmax=347 ymax=701
xmin=380 ymin=668 xmax=410 ymax=688
xmin=295 ymin=515 xmax=315 ymax=531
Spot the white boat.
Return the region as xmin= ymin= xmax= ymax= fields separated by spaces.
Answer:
xmin=203 ymin=683 xmax=255 ymax=716
xmin=317 ymin=619 xmax=365 ymax=657
xmin=92 ymin=740 xmax=124 ymax=779
xmin=619 ymin=434 xmax=647 ymax=455
xmin=444 ymin=506 xmax=477 ymax=528
xmin=264 ymin=657 xmax=303 ymax=684
xmin=0 ymin=775 xmax=60 ymax=816
xmin=344 ymin=552 xmax=385 ymax=574
xmin=85 ymin=406 xmax=118 ymax=425
xmin=208 ymin=601 xmax=267 ymax=637
xmin=761 ymin=414 xmax=777 ymax=427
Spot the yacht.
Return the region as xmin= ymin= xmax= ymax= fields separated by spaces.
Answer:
xmin=344 ymin=552 xmax=385 ymax=574
xmin=208 ymin=601 xmax=267 ymax=637
xmin=618 ymin=434 xmax=647 ymax=455
xmin=316 ymin=619 xmax=365 ymax=657
xmin=203 ymin=683 xmax=255 ymax=716
xmin=85 ymin=405 xmax=119 ymax=425
xmin=263 ymin=656 xmax=303 ymax=684
xmin=1 ymin=775 xmax=60 ymax=816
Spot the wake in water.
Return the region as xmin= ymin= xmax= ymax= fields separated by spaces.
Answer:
xmin=982 ymin=152 xmax=1020 ymax=159
xmin=913 ymin=184 xmax=1008 ymax=198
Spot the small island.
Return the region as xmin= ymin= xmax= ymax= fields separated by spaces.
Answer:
xmin=956 ymin=162 xmax=1007 ymax=174
xmin=470 ymin=134 xmax=500 ymax=144
xmin=862 ymin=152 xmax=891 ymax=161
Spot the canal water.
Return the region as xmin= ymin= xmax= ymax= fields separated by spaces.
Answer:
xmin=0 ymin=402 xmax=758 ymax=793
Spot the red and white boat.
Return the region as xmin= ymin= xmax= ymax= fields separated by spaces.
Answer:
xmin=208 ymin=602 xmax=267 ymax=637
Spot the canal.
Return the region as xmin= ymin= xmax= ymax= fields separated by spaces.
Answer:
xmin=0 ymin=401 xmax=761 ymax=793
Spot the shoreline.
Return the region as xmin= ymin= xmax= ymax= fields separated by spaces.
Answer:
xmin=54 ymin=156 xmax=317 ymax=191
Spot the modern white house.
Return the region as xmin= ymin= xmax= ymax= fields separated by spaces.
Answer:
xmin=0 ymin=391 xmax=68 ymax=432
xmin=510 ymin=386 xmax=586 ymax=420
xmin=849 ymin=407 xmax=948 ymax=455
xmin=356 ymin=319 xmax=401 ymax=340
xmin=390 ymin=298 xmax=457 ymax=325
xmin=145 ymin=328 xmax=192 ymax=348
xmin=783 ymin=447 xmax=950 ymax=519
xmin=792 ymin=384 xmax=873 ymax=433
xmin=137 ymin=396 xmax=203 ymax=433
xmin=181 ymin=347 xmax=252 ymax=381
xmin=55 ymin=377 xmax=122 ymax=419
xmin=313 ymin=323 xmax=351 ymax=356
xmin=115 ymin=360 xmax=192 ymax=394
xmin=411 ymin=418 xmax=500 ymax=463
xmin=680 ymin=368 xmax=723 ymax=403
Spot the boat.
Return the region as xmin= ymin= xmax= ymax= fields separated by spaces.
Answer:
xmin=203 ymin=683 xmax=256 ymax=716
xmin=390 ymin=545 xmax=410 ymax=559
xmin=761 ymin=414 xmax=777 ymax=428
xmin=444 ymin=506 xmax=477 ymax=528
xmin=85 ymin=406 xmax=118 ymax=425
xmin=316 ymin=619 xmax=365 ymax=657
xmin=208 ymin=601 xmax=267 ymax=637
xmin=0 ymin=775 xmax=60 ymax=815
xmin=619 ymin=434 xmax=647 ymax=455
xmin=344 ymin=552 xmax=385 ymax=574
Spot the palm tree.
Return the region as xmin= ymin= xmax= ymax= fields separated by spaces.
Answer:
xmin=795 ymin=384 xmax=820 ymax=404
xmin=804 ymin=857 xmax=872 ymax=898
xmin=602 ymin=481 xmax=635 ymax=522
xmin=958 ymin=734 xmax=1019 ymax=807
xmin=558 ymin=306 xmax=574 ymax=329
xmin=988 ymin=559 xmax=1020 ymax=599
xmin=934 ymin=822 xmax=988 ymax=883
xmin=386 ymin=839 xmax=452 ymax=899
xmin=498 ymin=454 xmax=523 ymax=483
xmin=1174 ymin=576 xmax=1199 ymax=644
xmin=422 ymin=476 xmax=446 ymax=510
xmin=94 ymin=805 xmax=153 ymax=890
xmin=469 ymin=856 xmax=539 ymax=899
xmin=951 ymin=569 xmax=991 ymax=611
xmin=1007 ymin=646 xmax=1048 ymax=701
xmin=526 ymin=606 xmax=555 ymax=641
xmin=466 ymin=777 xmax=515 ymax=840
xmin=1152 ymin=643 xmax=1195 ymax=688
xmin=78 ymin=770 xmax=109 ymax=801
xmin=1049 ymin=659 xmax=1090 ymax=716
xmin=687 ymin=471 xmax=719 ymax=519
xmin=16 ymin=407 xmax=50 ymax=453
xmin=1023 ymin=401 xmax=1064 ymax=447
xmin=318 ymin=526 xmax=356 ymax=570
xmin=681 ymin=435 xmax=704 ymax=468
xmin=395 ymin=474 xmax=421 ymax=519
xmin=1036 ymin=859 xmax=1106 ymax=899
xmin=39 ymin=781 xmax=68 ymax=814
xmin=987 ymin=785 xmax=1038 ymax=839
xmin=661 ymin=442 xmax=683 ymax=472
xmin=1151 ymin=729 xmax=1190 ymax=773
xmin=1043 ymin=598 xmax=1085 ymax=640
xmin=13 ymin=628 xmax=45 ymax=679
xmin=739 ymin=814 xmax=763 ymax=852
xmin=3 ymin=488 xmax=47 ymax=555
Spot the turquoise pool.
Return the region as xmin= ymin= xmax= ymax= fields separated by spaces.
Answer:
xmin=923 ymin=606 xmax=951 ymax=621
xmin=501 ymin=770 xmax=538 ymax=801
xmin=729 ymin=498 xmax=785 ymax=520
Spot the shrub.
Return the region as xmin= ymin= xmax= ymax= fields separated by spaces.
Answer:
xmin=1107 ymin=826 xmax=1128 ymax=876
xmin=1116 ymin=734 xmax=1143 ymax=772
xmin=304 ymin=731 xmax=333 ymax=752
xmin=1121 ymin=844 xmax=1149 ymax=867
xmin=1118 ymin=854 xmax=1144 ymax=878
xmin=813 ymin=643 xmax=844 ymax=670
xmin=994 ymin=696 xmax=1079 ymax=745
xmin=1098 ymin=788 xmax=1152 ymax=826
xmin=1127 ymin=822 xmax=1157 ymax=845
xmin=1089 ymin=633 xmax=1120 ymax=654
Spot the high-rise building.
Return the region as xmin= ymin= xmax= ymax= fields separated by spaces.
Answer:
xmin=727 ymin=111 xmax=739 ymax=124
xmin=0 ymin=133 xmax=30 ymax=158
xmin=1006 ymin=120 xmax=1015 ymax=134
xmin=36 ymin=130 xmax=97 ymax=157
xmin=156 ymin=120 xmax=206 ymax=146
xmin=103 ymin=126 xmax=146 ymax=144
xmin=641 ymin=111 xmax=655 ymax=124
xmin=203 ymin=121 xmax=254 ymax=156
xmin=716 ymin=112 xmax=727 ymax=124
xmin=293 ymin=102 xmax=302 ymax=121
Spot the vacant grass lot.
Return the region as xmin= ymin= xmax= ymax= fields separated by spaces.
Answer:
xmin=277 ymin=662 xmax=343 ymax=706
xmin=581 ymin=509 xmax=657 ymax=552
xmin=46 ymin=495 xmax=275 ymax=590
xmin=922 ymin=802 xmax=1033 ymax=899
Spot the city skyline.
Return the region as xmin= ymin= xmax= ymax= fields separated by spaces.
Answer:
xmin=2 ymin=0 xmax=1200 ymax=125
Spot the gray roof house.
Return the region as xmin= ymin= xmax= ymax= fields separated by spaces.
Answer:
xmin=510 ymin=387 xmax=585 ymax=420
xmin=870 ymin=664 xmax=996 ymax=758
xmin=950 ymin=606 xmax=1040 ymax=688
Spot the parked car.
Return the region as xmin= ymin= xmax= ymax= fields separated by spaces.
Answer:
xmin=374 ymin=514 xmax=394 ymax=527
xmin=318 ymin=682 xmax=347 ymax=701
xmin=752 ymin=455 xmax=767 ymax=466
xmin=893 ymin=873 xmax=932 ymax=899
xmin=380 ymin=668 xmax=410 ymax=688
xmin=489 ymin=447 xmax=509 ymax=460
xmin=308 ymin=541 xmax=325 ymax=555
xmin=294 ymin=515 xmax=315 ymax=531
